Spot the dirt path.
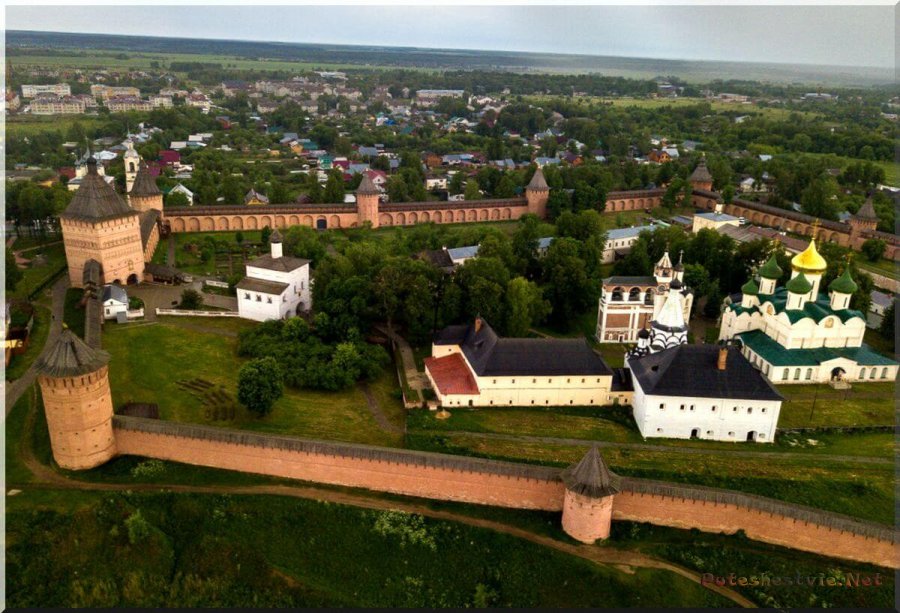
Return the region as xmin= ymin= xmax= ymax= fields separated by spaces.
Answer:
xmin=11 ymin=394 xmax=754 ymax=608
xmin=359 ymin=381 xmax=405 ymax=434
xmin=4 ymin=276 xmax=69 ymax=417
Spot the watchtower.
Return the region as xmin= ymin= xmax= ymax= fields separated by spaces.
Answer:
xmin=123 ymin=141 xmax=141 ymax=193
xmin=356 ymin=173 xmax=381 ymax=228
xmin=35 ymin=328 xmax=117 ymax=470
xmin=688 ymin=157 xmax=714 ymax=192
xmin=128 ymin=161 xmax=164 ymax=215
xmin=525 ymin=167 xmax=550 ymax=218
xmin=560 ymin=446 xmax=619 ymax=543
xmin=848 ymin=196 xmax=879 ymax=246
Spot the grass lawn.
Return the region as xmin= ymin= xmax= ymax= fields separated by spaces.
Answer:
xmin=9 ymin=242 xmax=67 ymax=300
xmin=407 ymin=432 xmax=894 ymax=525
xmin=863 ymin=328 xmax=895 ymax=356
xmin=610 ymin=522 xmax=894 ymax=609
xmin=857 ymin=257 xmax=898 ymax=281
xmin=103 ymin=319 xmax=403 ymax=447
xmin=6 ymin=115 xmax=108 ymax=139
xmin=5 ymin=303 xmax=51 ymax=381
xmin=776 ymin=382 xmax=895 ymax=428
xmin=5 ymin=489 xmax=728 ymax=608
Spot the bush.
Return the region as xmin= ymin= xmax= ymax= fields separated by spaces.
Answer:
xmin=861 ymin=238 xmax=886 ymax=262
xmin=178 ymin=289 xmax=204 ymax=310
xmin=124 ymin=510 xmax=152 ymax=545
xmin=237 ymin=356 xmax=284 ymax=416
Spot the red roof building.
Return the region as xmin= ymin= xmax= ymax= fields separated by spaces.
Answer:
xmin=424 ymin=353 xmax=480 ymax=396
xmin=159 ymin=150 xmax=181 ymax=166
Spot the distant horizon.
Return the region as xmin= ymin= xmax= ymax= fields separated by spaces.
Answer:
xmin=6 ymin=27 xmax=892 ymax=73
xmin=6 ymin=5 xmax=895 ymax=70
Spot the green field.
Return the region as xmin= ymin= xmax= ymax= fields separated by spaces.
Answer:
xmin=6 ymin=114 xmax=108 ymax=139
xmin=102 ymin=318 xmax=405 ymax=447
xmin=5 ymin=489 xmax=729 ymax=608
xmin=777 ymin=382 xmax=895 ymax=428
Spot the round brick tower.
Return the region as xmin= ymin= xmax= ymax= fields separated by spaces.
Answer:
xmin=129 ymin=161 xmax=164 ymax=215
xmin=35 ymin=327 xmax=117 ymax=470
xmin=525 ymin=166 xmax=550 ymax=218
xmin=561 ymin=446 xmax=620 ymax=543
xmin=356 ymin=172 xmax=381 ymax=228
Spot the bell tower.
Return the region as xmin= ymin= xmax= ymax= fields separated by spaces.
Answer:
xmin=123 ymin=141 xmax=141 ymax=193
xmin=35 ymin=328 xmax=117 ymax=470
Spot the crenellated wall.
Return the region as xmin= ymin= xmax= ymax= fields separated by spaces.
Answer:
xmin=104 ymin=416 xmax=899 ymax=568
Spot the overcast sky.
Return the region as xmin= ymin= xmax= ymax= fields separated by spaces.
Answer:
xmin=6 ymin=5 xmax=896 ymax=68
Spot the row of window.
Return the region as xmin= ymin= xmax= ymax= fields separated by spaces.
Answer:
xmin=653 ymin=427 xmax=766 ymax=439
xmin=244 ymin=293 xmax=287 ymax=304
xmin=658 ymin=403 xmax=766 ymax=414
xmin=776 ymin=366 xmax=891 ymax=381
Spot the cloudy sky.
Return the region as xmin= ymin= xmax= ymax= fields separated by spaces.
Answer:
xmin=6 ymin=4 xmax=896 ymax=68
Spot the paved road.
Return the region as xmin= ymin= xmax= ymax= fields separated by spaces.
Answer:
xmin=4 ymin=275 xmax=69 ymax=416
xmin=9 ymin=395 xmax=754 ymax=609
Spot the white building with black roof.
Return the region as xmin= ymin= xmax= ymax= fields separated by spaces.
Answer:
xmin=236 ymin=230 xmax=311 ymax=322
xmin=425 ymin=317 xmax=632 ymax=408
xmin=628 ymin=344 xmax=783 ymax=443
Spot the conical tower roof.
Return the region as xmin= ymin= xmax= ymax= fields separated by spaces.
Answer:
xmin=62 ymin=158 xmax=135 ymax=222
xmin=526 ymin=166 xmax=549 ymax=191
xmin=741 ymin=278 xmax=759 ymax=295
xmin=656 ymin=250 xmax=673 ymax=270
xmin=356 ymin=172 xmax=381 ymax=196
xmin=654 ymin=290 xmax=687 ymax=331
xmin=130 ymin=161 xmax=160 ymax=197
xmin=689 ymin=158 xmax=713 ymax=183
xmin=562 ymin=446 xmax=619 ymax=498
xmin=36 ymin=328 xmax=110 ymax=378
xmin=854 ymin=196 xmax=878 ymax=221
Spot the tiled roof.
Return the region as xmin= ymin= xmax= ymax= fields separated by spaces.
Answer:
xmin=425 ymin=353 xmax=480 ymax=395
xmin=629 ymin=344 xmax=783 ymax=401
xmin=738 ymin=330 xmax=897 ymax=367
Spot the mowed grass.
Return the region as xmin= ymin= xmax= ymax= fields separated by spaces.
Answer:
xmin=407 ymin=433 xmax=895 ymax=525
xmin=6 ymin=115 xmax=108 ymax=138
xmin=776 ymin=382 xmax=895 ymax=428
xmin=102 ymin=319 xmax=404 ymax=447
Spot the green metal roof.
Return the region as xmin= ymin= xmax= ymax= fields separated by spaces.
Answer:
xmin=741 ymin=278 xmax=759 ymax=295
xmin=785 ymin=273 xmax=812 ymax=295
xmin=737 ymin=330 xmax=897 ymax=367
xmin=828 ymin=269 xmax=858 ymax=295
xmin=755 ymin=289 xmax=863 ymax=324
xmin=758 ymin=254 xmax=783 ymax=280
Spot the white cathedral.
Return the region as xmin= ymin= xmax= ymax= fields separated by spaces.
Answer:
xmin=719 ymin=239 xmax=898 ymax=386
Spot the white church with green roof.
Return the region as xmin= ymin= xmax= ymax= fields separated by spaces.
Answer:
xmin=718 ymin=239 xmax=898 ymax=385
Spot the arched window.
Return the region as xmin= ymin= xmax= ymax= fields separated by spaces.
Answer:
xmin=870 ymin=368 xmax=876 ymax=380
xmin=793 ymin=368 xmax=801 ymax=380
xmin=860 ymin=367 xmax=866 ymax=379
xmin=805 ymin=368 xmax=812 ymax=380
xmin=881 ymin=367 xmax=889 ymax=379
xmin=628 ymin=287 xmax=642 ymax=302
xmin=611 ymin=287 xmax=624 ymax=301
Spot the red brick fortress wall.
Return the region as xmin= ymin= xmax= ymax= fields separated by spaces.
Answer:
xmin=112 ymin=417 xmax=565 ymax=510
xmin=109 ymin=417 xmax=898 ymax=568
xmin=613 ymin=480 xmax=899 ymax=569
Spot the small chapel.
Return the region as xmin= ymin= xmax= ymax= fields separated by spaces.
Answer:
xmin=718 ymin=239 xmax=898 ymax=385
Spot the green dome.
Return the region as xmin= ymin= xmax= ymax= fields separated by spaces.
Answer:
xmin=828 ymin=269 xmax=858 ymax=295
xmin=758 ymin=254 xmax=783 ymax=280
xmin=785 ymin=273 xmax=813 ymax=295
xmin=741 ymin=279 xmax=759 ymax=295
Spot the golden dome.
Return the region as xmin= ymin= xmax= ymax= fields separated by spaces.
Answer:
xmin=791 ymin=239 xmax=827 ymax=274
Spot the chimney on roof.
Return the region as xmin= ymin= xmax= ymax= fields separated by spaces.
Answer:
xmin=717 ymin=346 xmax=728 ymax=371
